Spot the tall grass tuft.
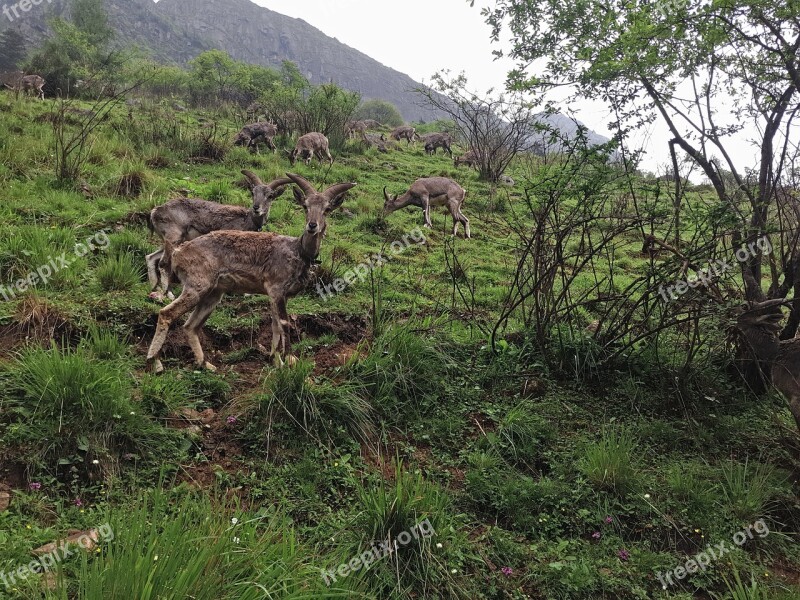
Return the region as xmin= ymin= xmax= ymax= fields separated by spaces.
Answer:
xmin=720 ymin=458 xmax=784 ymax=522
xmin=54 ymin=489 xmax=350 ymax=599
xmin=96 ymin=251 xmax=145 ymax=291
xmin=259 ymin=358 xmax=374 ymax=442
xmin=579 ymin=428 xmax=638 ymax=495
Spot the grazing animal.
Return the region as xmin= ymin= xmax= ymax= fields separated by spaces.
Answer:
xmin=420 ymin=132 xmax=453 ymax=156
xmin=383 ymin=177 xmax=470 ymax=238
xmin=345 ymin=120 xmax=367 ymax=139
xmin=3 ymin=74 xmax=45 ymax=100
xmin=389 ymin=125 xmax=416 ymax=145
xmin=146 ymin=173 xmax=356 ymax=372
xmin=736 ymin=299 xmax=800 ymax=434
xmin=146 ymin=171 xmax=292 ymax=300
xmin=454 ymin=149 xmax=479 ymax=168
xmin=362 ymin=119 xmax=382 ymax=129
xmin=233 ymin=122 xmax=278 ymax=154
xmin=361 ymin=131 xmax=388 ymax=152
xmin=289 ymin=132 xmax=333 ymax=165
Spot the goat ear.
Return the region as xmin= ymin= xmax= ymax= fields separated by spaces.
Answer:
xmin=292 ymin=187 xmax=306 ymax=206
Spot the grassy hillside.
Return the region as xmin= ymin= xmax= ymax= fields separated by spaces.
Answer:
xmin=0 ymin=95 xmax=798 ymax=600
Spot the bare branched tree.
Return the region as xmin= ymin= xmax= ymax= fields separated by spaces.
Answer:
xmin=415 ymin=71 xmax=536 ymax=182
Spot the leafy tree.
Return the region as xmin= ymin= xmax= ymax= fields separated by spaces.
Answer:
xmin=355 ymin=99 xmax=404 ymax=127
xmin=188 ymin=50 xmax=245 ymax=105
xmin=483 ymin=0 xmax=800 ymax=309
xmin=0 ymin=29 xmax=27 ymax=72
xmin=27 ymin=18 xmax=95 ymax=95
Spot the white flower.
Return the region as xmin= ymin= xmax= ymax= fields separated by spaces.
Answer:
xmin=233 ymin=537 xmax=240 ymax=544
xmin=644 ymin=493 xmax=651 ymax=499
xmin=129 ymin=411 xmax=135 ymax=416
xmin=450 ymin=568 xmax=457 ymax=574
xmin=231 ymin=517 xmax=239 ymax=525
xmin=436 ymin=543 xmax=443 ymax=549
xmin=91 ymin=459 xmax=100 ymax=465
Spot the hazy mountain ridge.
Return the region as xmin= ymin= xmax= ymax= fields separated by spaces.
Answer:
xmin=1 ymin=0 xmax=609 ymax=142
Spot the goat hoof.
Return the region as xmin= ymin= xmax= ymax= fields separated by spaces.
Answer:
xmin=148 ymin=359 xmax=164 ymax=374
xmin=284 ymin=354 xmax=299 ymax=367
xmin=148 ymin=292 xmax=165 ymax=302
xmin=202 ymin=361 xmax=217 ymax=372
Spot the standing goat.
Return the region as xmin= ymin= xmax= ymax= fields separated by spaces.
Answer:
xmin=146 ymin=171 xmax=292 ymax=300
xmin=289 ymin=132 xmax=333 ymax=165
xmin=233 ymin=122 xmax=278 ymax=154
xmin=345 ymin=120 xmax=367 ymax=139
xmin=420 ymin=132 xmax=453 ymax=156
xmin=146 ymin=173 xmax=356 ymax=372
xmin=454 ymin=149 xmax=479 ymax=168
xmin=389 ymin=125 xmax=416 ymax=145
xmin=736 ymin=299 xmax=800 ymax=434
xmin=383 ymin=177 xmax=470 ymax=238
xmin=3 ymin=74 xmax=45 ymax=100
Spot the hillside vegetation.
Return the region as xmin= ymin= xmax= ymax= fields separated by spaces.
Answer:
xmin=0 ymin=86 xmax=797 ymax=600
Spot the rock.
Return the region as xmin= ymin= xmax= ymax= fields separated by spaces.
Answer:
xmin=32 ymin=529 xmax=99 ymax=556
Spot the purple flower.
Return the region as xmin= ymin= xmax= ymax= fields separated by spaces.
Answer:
xmin=500 ymin=566 xmax=513 ymax=576
xmin=28 ymin=482 xmax=41 ymax=491
xmin=604 ymin=516 xmax=613 ymax=524
xmin=592 ymin=531 xmax=601 ymax=540
xmin=226 ymin=416 xmax=237 ymax=425
xmin=73 ymin=498 xmax=83 ymax=507
xmin=617 ymin=549 xmax=630 ymax=561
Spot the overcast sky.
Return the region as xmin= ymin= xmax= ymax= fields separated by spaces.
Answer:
xmin=259 ymin=0 xmax=759 ymax=176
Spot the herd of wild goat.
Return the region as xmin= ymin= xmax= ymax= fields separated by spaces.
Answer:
xmin=144 ymin=116 xmax=473 ymax=373
xmin=7 ymin=80 xmax=800 ymax=435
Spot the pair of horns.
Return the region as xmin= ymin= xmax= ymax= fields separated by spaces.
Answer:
xmin=383 ymin=186 xmax=396 ymax=202
xmin=241 ymin=170 xmax=292 ymax=190
xmin=285 ymin=172 xmax=356 ymax=200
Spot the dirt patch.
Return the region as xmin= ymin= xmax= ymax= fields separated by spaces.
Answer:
xmin=0 ymin=297 xmax=77 ymax=357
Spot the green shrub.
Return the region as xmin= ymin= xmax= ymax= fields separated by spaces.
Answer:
xmin=96 ymin=251 xmax=144 ymax=291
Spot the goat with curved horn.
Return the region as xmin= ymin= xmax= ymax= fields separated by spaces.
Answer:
xmin=146 ymin=173 xmax=356 ymax=372
xmin=146 ymin=172 xmax=292 ymax=301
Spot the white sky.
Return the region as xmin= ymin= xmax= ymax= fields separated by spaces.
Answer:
xmin=258 ymin=0 xmax=760 ymax=177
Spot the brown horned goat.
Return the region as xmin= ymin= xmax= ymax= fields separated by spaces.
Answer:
xmin=420 ymin=132 xmax=453 ymax=156
xmin=146 ymin=173 xmax=356 ymax=372
xmin=383 ymin=177 xmax=470 ymax=238
xmin=3 ymin=73 xmax=45 ymax=100
xmin=454 ymin=148 xmax=479 ymax=168
xmin=289 ymin=132 xmax=333 ymax=165
xmin=389 ymin=125 xmax=416 ymax=145
xmin=345 ymin=120 xmax=367 ymax=139
xmin=146 ymin=171 xmax=292 ymax=300
xmin=735 ymin=299 xmax=800 ymax=434
xmin=233 ymin=122 xmax=278 ymax=154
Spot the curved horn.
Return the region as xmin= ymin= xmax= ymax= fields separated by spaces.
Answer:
xmin=383 ymin=186 xmax=391 ymax=203
xmin=241 ymin=169 xmax=264 ymax=188
xmin=266 ymin=176 xmax=294 ymax=190
xmin=323 ymin=183 xmax=357 ymax=201
xmin=285 ymin=172 xmax=316 ymax=196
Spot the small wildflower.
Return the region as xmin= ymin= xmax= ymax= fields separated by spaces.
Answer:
xmin=129 ymin=411 xmax=135 ymax=416
xmin=436 ymin=543 xmax=443 ymax=549
xmin=233 ymin=536 xmax=240 ymax=544
xmin=154 ymin=555 xmax=158 ymax=562
xmin=451 ymin=568 xmax=457 ymax=574
xmin=26 ymin=524 xmax=31 ymax=529
xmin=74 ymin=498 xmax=83 ymax=507
xmin=28 ymin=482 xmax=41 ymax=491
xmin=694 ymin=528 xmax=701 ymax=533
xmin=501 ymin=566 xmax=513 ymax=576
xmin=226 ymin=415 xmax=237 ymax=425
xmin=334 ymin=462 xmax=339 ymax=467
xmin=592 ymin=531 xmax=601 ymax=540
xmin=617 ymin=549 xmax=630 ymax=561
xmin=231 ymin=517 xmax=239 ymax=525
xmin=643 ymin=493 xmax=651 ymax=499
xmin=92 ymin=459 xmax=100 ymax=465
xmin=604 ymin=516 xmax=613 ymax=524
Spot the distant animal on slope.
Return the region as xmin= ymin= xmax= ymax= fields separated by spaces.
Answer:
xmin=3 ymin=74 xmax=45 ymax=100
xmin=735 ymin=299 xmax=800 ymax=434
xmin=146 ymin=171 xmax=292 ymax=300
xmin=419 ymin=132 xmax=453 ymax=156
xmin=361 ymin=131 xmax=388 ymax=152
xmin=345 ymin=120 xmax=367 ymax=139
xmin=146 ymin=173 xmax=356 ymax=372
xmin=383 ymin=177 xmax=470 ymax=238
xmin=389 ymin=125 xmax=416 ymax=145
xmin=233 ymin=122 xmax=278 ymax=154
xmin=362 ymin=119 xmax=382 ymax=129
xmin=289 ymin=132 xmax=333 ymax=165
xmin=454 ymin=149 xmax=479 ymax=168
